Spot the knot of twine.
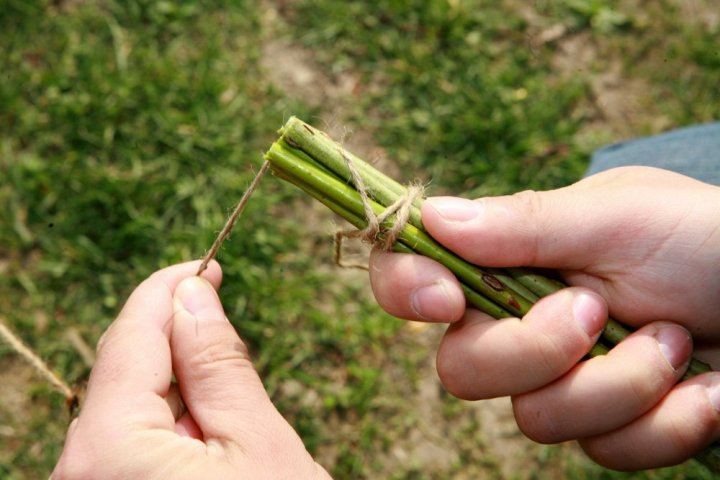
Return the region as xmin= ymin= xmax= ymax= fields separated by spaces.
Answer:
xmin=335 ymin=151 xmax=423 ymax=269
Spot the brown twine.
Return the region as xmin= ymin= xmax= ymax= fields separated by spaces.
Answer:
xmin=195 ymin=150 xmax=421 ymax=272
xmin=0 ymin=161 xmax=272 ymax=418
xmin=197 ymin=159 xmax=271 ymax=275
xmin=0 ymin=316 xmax=76 ymax=406
xmin=335 ymin=150 xmax=423 ymax=270
xmin=0 ymin=149 xmax=419 ymax=417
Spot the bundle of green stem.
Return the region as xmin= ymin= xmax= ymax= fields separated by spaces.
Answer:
xmin=264 ymin=116 xmax=718 ymax=471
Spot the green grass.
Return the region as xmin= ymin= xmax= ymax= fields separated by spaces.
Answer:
xmin=1 ymin=0 xmax=719 ymax=478
xmin=291 ymin=0 xmax=720 ymax=197
xmin=291 ymin=0 xmax=590 ymax=196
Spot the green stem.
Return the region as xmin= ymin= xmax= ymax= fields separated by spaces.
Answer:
xmin=269 ymin=146 xmax=642 ymax=366
xmin=280 ymin=118 xmax=423 ymax=228
xmin=267 ymin=117 xmax=718 ymax=473
xmin=266 ymin=140 xmax=532 ymax=317
xmin=486 ymin=268 xmax=540 ymax=304
xmin=272 ymin=159 xmax=515 ymax=319
xmin=506 ymin=268 xmax=712 ymax=378
xmin=271 ymin=118 xmax=713 ymax=377
xmin=505 ymin=267 xmax=566 ymax=297
xmin=281 ymin=119 xmax=544 ymax=307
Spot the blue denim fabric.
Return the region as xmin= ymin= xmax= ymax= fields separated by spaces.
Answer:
xmin=586 ymin=122 xmax=720 ymax=185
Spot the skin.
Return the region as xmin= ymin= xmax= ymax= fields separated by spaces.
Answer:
xmin=52 ymin=166 xmax=720 ymax=475
xmin=52 ymin=260 xmax=331 ymax=480
xmin=369 ymin=166 xmax=720 ymax=470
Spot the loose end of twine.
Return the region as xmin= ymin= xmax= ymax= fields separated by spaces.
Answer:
xmin=195 ymin=147 xmax=420 ymax=275
xmin=197 ymin=159 xmax=271 ymax=276
xmin=0 ymin=317 xmax=77 ymax=413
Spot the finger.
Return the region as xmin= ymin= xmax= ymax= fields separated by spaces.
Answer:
xmin=175 ymin=411 xmax=202 ymax=439
xmin=579 ymin=372 xmax=720 ymax=470
xmin=513 ymin=322 xmax=692 ymax=443
xmin=436 ymin=288 xmax=606 ymax=400
xmin=421 ymin=193 xmax=600 ymax=269
xmin=165 ymin=383 xmax=186 ymax=421
xmin=171 ymin=276 xmax=294 ymax=446
xmin=420 ymin=169 xmax=675 ymax=269
xmin=83 ymin=260 xmax=222 ymax=411
xmin=114 ymin=259 xmax=223 ymax=327
xmin=369 ymin=249 xmax=465 ymax=322
xmin=164 ymin=383 xmax=203 ymax=438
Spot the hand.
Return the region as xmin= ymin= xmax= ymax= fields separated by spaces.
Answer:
xmin=52 ymin=260 xmax=330 ymax=480
xmin=369 ymin=166 xmax=720 ymax=470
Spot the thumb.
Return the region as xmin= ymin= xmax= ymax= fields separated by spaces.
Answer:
xmin=421 ymin=188 xmax=628 ymax=270
xmin=171 ymin=276 xmax=281 ymax=444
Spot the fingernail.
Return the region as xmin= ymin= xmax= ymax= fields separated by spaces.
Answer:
xmin=174 ymin=276 xmax=225 ymax=320
xmin=427 ymin=197 xmax=483 ymax=222
xmin=655 ymin=324 xmax=692 ymax=371
xmin=411 ymin=280 xmax=458 ymax=321
xmin=707 ymin=374 xmax=720 ymax=413
xmin=572 ymin=292 xmax=606 ymax=337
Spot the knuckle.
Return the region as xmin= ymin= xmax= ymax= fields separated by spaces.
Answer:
xmin=436 ymin=338 xmax=475 ymax=400
xmin=511 ymin=189 xmax=544 ymax=216
xmin=625 ymin=368 xmax=664 ymax=408
xmin=188 ymin=334 xmax=252 ymax=372
xmin=512 ymin=396 xmax=558 ymax=444
xmin=436 ymin=341 xmax=461 ymax=396
xmin=52 ymin=443 xmax=97 ymax=480
xmin=95 ymin=328 xmax=111 ymax=353
xmin=52 ymin=459 xmax=89 ymax=480
xmin=94 ymin=320 xmax=129 ymax=355
xmin=508 ymin=190 xmax=546 ymax=264
xmin=579 ymin=438 xmax=622 ymax=470
xmin=530 ymin=327 xmax=571 ymax=380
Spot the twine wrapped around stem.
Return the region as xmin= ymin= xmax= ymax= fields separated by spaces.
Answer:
xmin=263 ymin=116 xmax=720 ymax=473
xmin=335 ymin=150 xmax=424 ymax=268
